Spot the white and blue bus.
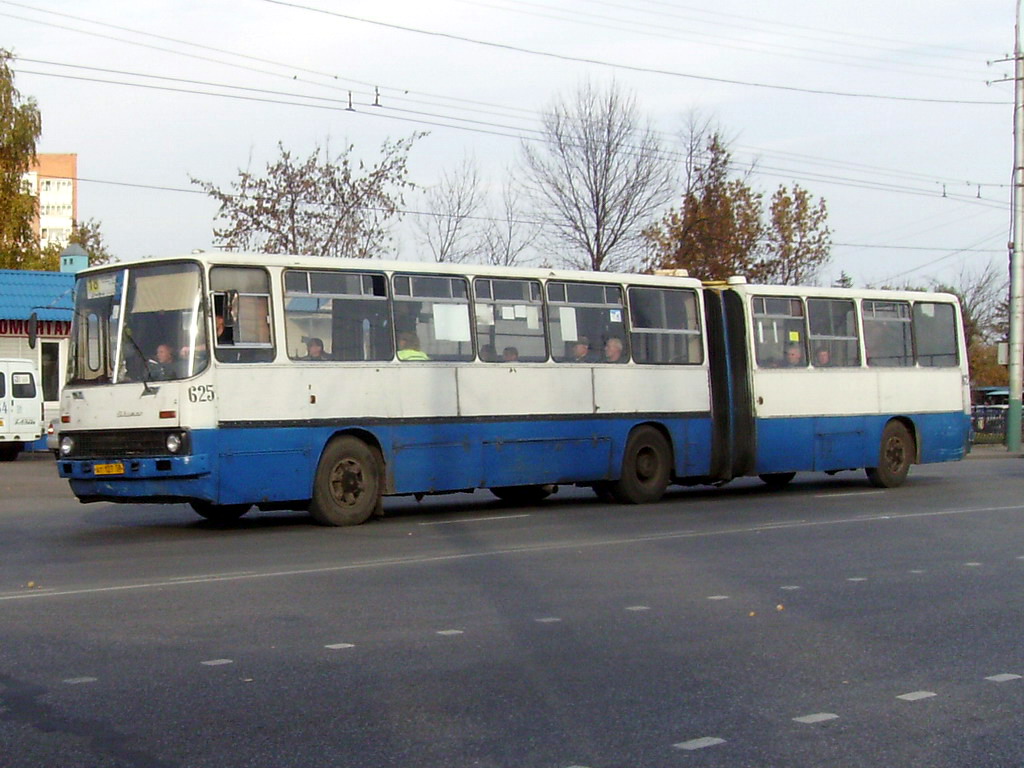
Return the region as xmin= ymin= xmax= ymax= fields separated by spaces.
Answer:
xmin=53 ymin=253 xmax=971 ymax=525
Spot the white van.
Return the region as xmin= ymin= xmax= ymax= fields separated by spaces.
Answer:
xmin=0 ymin=359 xmax=44 ymax=462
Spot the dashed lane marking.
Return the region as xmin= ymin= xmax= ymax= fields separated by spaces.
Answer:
xmin=814 ymin=491 xmax=885 ymax=498
xmin=780 ymin=585 xmax=802 ymax=590
xmin=324 ymin=643 xmax=355 ymax=650
xmin=909 ymin=569 xmax=927 ymax=574
xmin=964 ymin=562 xmax=983 ymax=567
xmin=707 ymin=595 xmax=730 ymax=600
xmin=673 ymin=737 xmax=726 ymax=751
xmin=792 ymin=713 xmax=839 ymax=724
xmin=897 ymin=691 xmax=936 ymax=701
xmin=985 ymin=673 xmax=1022 ymax=683
xmin=625 ymin=605 xmax=650 ymax=611
xmin=846 ymin=577 xmax=868 ymax=582
xmin=418 ymin=514 xmax=531 ymax=526
xmin=62 ymin=677 xmax=97 ymax=685
xmin=200 ymin=659 xmax=233 ymax=666
xmin=436 ymin=629 xmax=464 ymax=636
xmin=535 ymin=617 xmax=562 ymax=623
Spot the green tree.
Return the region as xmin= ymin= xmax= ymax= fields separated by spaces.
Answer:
xmin=192 ymin=136 xmax=422 ymax=258
xmin=69 ymin=218 xmax=115 ymax=265
xmin=0 ymin=49 xmax=43 ymax=269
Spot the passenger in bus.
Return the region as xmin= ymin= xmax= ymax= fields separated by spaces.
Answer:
xmin=571 ymin=337 xmax=595 ymax=362
xmin=814 ymin=347 xmax=832 ymax=367
xmin=479 ymin=344 xmax=498 ymax=362
xmin=502 ymin=346 xmax=519 ymax=362
xmin=785 ymin=344 xmax=805 ymax=367
xmin=302 ymin=337 xmax=330 ymax=361
xmin=397 ymin=332 xmax=429 ymax=361
xmin=604 ymin=337 xmax=625 ymax=363
xmin=215 ymin=313 xmax=233 ymax=345
xmin=147 ymin=344 xmax=179 ymax=380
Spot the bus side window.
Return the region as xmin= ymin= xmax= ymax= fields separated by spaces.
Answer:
xmin=473 ymin=278 xmax=546 ymax=363
xmin=807 ymin=298 xmax=859 ymax=367
xmin=752 ymin=296 xmax=807 ymax=367
xmin=393 ymin=274 xmax=473 ymax=362
xmin=913 ymin=302 xmax=958 ymax=367
xmin=863 ymin=300 xmax=913 ymax=367
xmin=210 ymin=267 xmax=275 ymax=363
xmin=628 ymin=286 xmax=703 ymax=365
xmin=283 ymin=270 xmax=392 ymax=361
xmin=548 ymin=281 xmax=628 ymax=363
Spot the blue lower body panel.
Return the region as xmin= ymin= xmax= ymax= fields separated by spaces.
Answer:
xmin=59 ymin=415 xmax=714 ymax=505
xmin=754 ymin=411 xmax=971 ymax=474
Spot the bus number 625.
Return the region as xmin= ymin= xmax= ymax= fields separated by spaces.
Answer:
xmin=188 ymin=385 xmax=215 ymax=403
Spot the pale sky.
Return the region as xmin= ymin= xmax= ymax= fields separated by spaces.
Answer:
xmin=3 ymin=0 xmax=1015 ymax=288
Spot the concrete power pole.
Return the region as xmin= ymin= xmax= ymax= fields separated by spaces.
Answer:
xmin=1008 ymin=0 xmax=1024 ymax=452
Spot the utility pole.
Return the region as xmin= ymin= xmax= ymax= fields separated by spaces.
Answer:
xmin=1008 ymin=0 xmax=1024 ymax=452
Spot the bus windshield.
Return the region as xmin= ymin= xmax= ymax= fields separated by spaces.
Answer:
xmin=68 ymin=261 xmax=208 ymax=386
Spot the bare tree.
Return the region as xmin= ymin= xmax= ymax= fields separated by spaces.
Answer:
xmin=192 ymin=134 xmax=422 ymax=258
xmin=759 ymin=185 xmax=831 ymax=285
xmin=521 ymin=80 xmax=676 ymax=272
xmin=480 ymin=178 xmax=541 ymax=267
xmin=415 ymin=157 xmax=483 ymax=263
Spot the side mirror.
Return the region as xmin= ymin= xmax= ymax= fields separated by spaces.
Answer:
xmin=27 ymin=312 xmax=38 ymax=350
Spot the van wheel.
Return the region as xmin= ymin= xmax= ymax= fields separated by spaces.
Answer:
xmin=0 ymin=444 xmax=20 ymax=462
xmin=612 ymin=426 xmax=672 ymax=504
xmin=866 ymin=421 xmax=914 ymax=488
xmin=190 ymin=501 xmax=251 ymax=523
xmin=310 ymin=436 xmax=382 ymax=526
xmin=759 ymin=472 xmax=796 ymax=489
xmin=490 ymin=485 xmax=553 ymax=505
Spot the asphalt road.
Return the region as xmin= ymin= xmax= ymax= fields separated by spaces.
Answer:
xmin=1 ymin=451 xmax=1022 ymax=768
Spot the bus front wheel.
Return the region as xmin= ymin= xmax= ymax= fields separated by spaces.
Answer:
xmin=866 ymin=421 xmax=914 ymax=488
xmin=612 ymin=426 xmax=672 ymax=504
xmin=190 ymin=501 xmax=251 ymax=523
xmin=310 ymin=437 xmax=382 ymax=526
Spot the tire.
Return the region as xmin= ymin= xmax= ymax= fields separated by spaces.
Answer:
xmin=865 ymin=421 xmax=914 ymax=488
xmin=490 ymin=484 xmax=553 ymax=505
xmin=310 ymin=436 xmax=382 ymax=526
xmin=190 ymin=501 xmax=251 ymax=523
xmin=0 ymin=444 xmax=20 ymax=462
xmin=612 ymin=426 xmax=672 ymax=504
xmin=759 ymin=472 xmax=796 ymax=489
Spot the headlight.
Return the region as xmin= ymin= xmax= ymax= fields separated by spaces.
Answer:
xmin=59 ymin=436 xmax=74 ymax=456
xmin=166 ymin=433 xmax=182 ymax=454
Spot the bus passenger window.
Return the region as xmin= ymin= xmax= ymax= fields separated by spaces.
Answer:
xmin=863 ymin=300 xmax=913 ymax=367
xmin=392 ymin=274 xmax=473 ymax=362
xmin=283 ymin=269 xmax=392 ymax=361
xmin=548 ymin=281 xmax=628 ymax=363
xmin=752 ymin=296 xmax=807 ymax=368
xmin=210 ymin=267 xmax=274 ymax=363
xmin=913 ymin=302 xmax=958 ymax=367
xmin=628 ymin=287 xmax=703 ymax=365
xmin=807 ymin=298 xmax=860 ymax=367
xmin=473 ymin=278 xmax=546 ymax=362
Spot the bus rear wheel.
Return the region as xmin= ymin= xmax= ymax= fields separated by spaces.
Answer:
xmin=866 ymin=421 xmax=914 ymax=488
xmin=0 ymin=444 xmax=20 ymax=462
xmin=190 ymin=501 xmax=251 ymax=523
xmin=490 ymin=485 xmax=553 ymax=505
xmin=612 ymin=426 xmax=672 ymax=504
xmin=310 ymin=436 xmax=382 ymax=526
xmin=759 ymin=472 xmax=796 ymax=489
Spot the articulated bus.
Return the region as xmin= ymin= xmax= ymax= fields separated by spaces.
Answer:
xmin=54 ymin=253 xmax=971 ymax=525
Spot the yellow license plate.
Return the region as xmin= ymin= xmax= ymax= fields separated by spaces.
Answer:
xmin=94 ymin=462 xmax=125 ymax=476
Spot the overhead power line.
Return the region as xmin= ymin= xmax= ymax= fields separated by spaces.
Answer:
xmin=258 ymin=0 xmax=1009 ymax=105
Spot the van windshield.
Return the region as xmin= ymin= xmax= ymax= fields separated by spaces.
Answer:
xmin=67 ymin=262 xmax=208 ymax=386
